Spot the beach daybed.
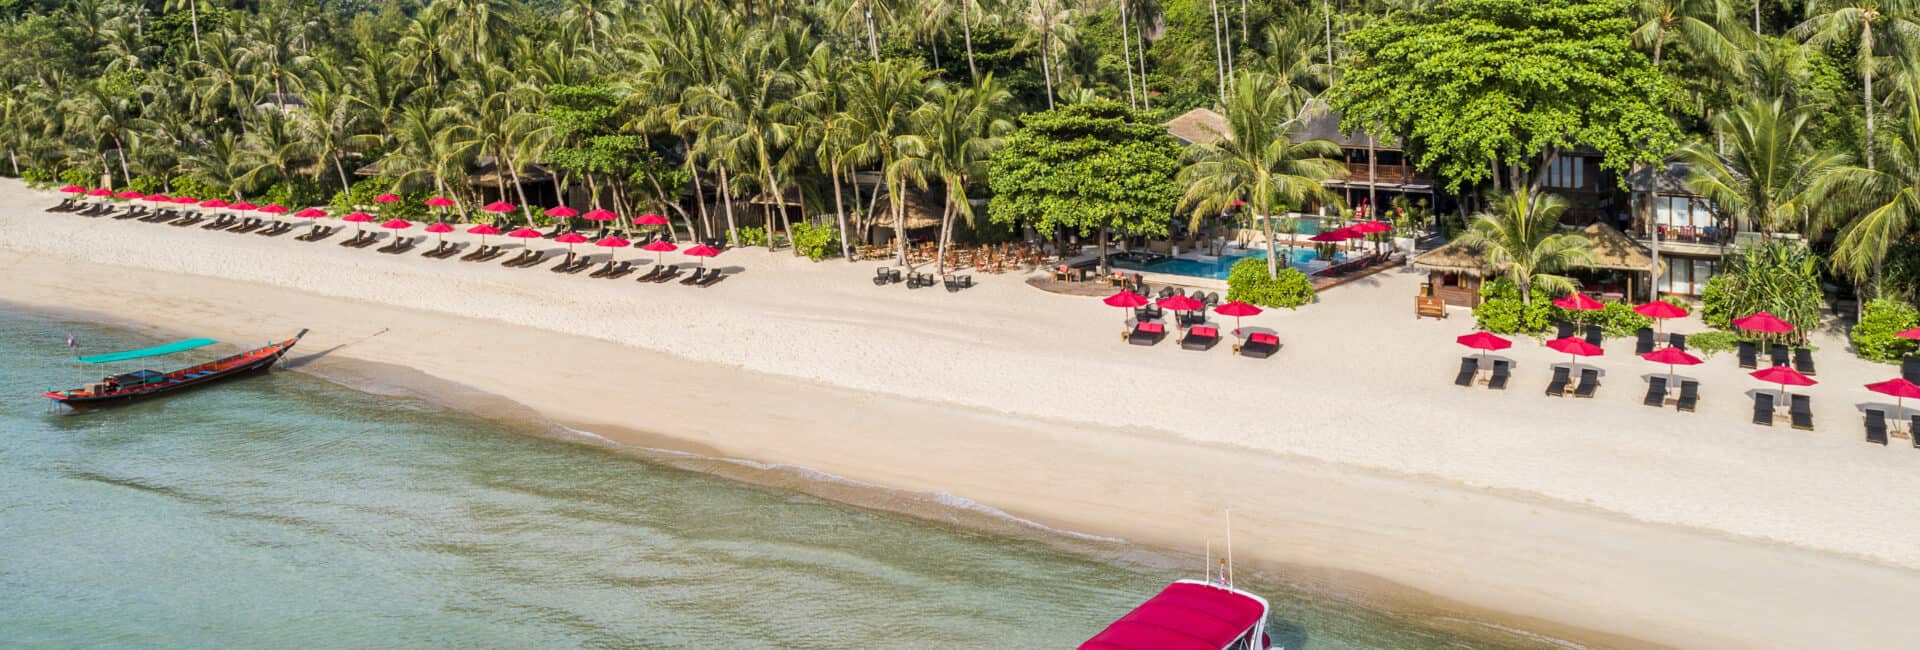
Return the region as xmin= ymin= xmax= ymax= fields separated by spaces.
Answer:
xmin=1180 ymin=326 xmax=1221 ymax=351
xmin=1643 ymin=376 xmax=1668 ymax=407
xmin=1913 ymin=416 xmax=1920 ymax=448
xmin=1554 ymin=321 xmax=1575 ymax=340
xmin=1454 ymin=357 xmax=1479 ymax=387
xmin=1676 ymin=380 xmax=1699 ymax=412
xmin=1793 ymin=348 xmax=1815 ymax=375
xmin=1635 ymin=328 xmax=1655 ymax=355
xmin=696 ymin=270 xmax=728 ymax=287
xmin=1128 ymin=321 xmax=1167 ymax=346
xmin=1865 ymin=409 xmax=1889 ymax=445
xmin=1488 ymin=360 xmax=1511 ymax=390
xmin=1752 ymin=393 xmax=1775 ymax=426
xmin=1572 ymin=368 xmax=1600 ymax=398
xmin=1790 ymin=394 xmax=1813 ymax=431
xmin=1544 ymin=366 xmax=1571 ymax=396
xmin=680 ymin=268 xmax=709 ymax=285
xmin=1737 ymin=342 xmax=1758 ymax=369
xmin=1236 ymin=332 xmax=1279 ymax=358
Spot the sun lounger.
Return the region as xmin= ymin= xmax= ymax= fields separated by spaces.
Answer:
xmin=1573 ymin=368 xmax=1600 ymax=398
xmin=1583 ymin=325 xmax=1603 ymax=347
xmin=1643 ymin=376 xmax=1668 ymax=407
xmin=1128 ymin=321 xmax=1166 ymax=346
xmin=650 ymin=266 xmax=683 ymax=283
xmin=1793 ymin=348 xmax=1815 ymax=375
xmin=874 ymin=267 xmax=898 ymax=285
xmin=1454 ymin=357 xmax=1479 ymax=387
xmin=1635 ymin=328 xmax=1654 ymax=355
xmin=696 ymin=270 xmax=728 ymax=287
xmin=476 ymin=247 xmax=508 ymax=261
xmin=228 ymin=218 xmax=264 ymax=234
xmin=1544 ymin=366 xmax=1571 ymax=397
xmin=1769 ymin=345 xmax=1789 ymax=368
xmin=1669 ymin=333 xmax=1687 ymax=351
xmin=1180 ymin=325 xmax=1220 ymax=351
xmin=564 ymin=256 xmax=594 ymax=274
xmin=339 ymin=231 xmax=368 ymax=247
xmin=351 ymin=233 xmax=382 ymax=248
xmin=170 ymin=214 xmax=204 ymax=227
xmin=943 ymin=274 xmax=974 ymax=292
xmin=1790 ymin=394 xmax=1813 ymax=431
xmin=1676 ymin=380 xmax=1699 ymax=412
xmin=548 ymin=252 xmax=577 ymax=272
xmin=387 ymin=237 xmax=418 ymax=254
xmin=47 ymin=199 xmax=74 ymax=212
xmin=1237 ymin=332 xmax=1278 ymax=358
xmin=1866 ymin=409 xmax=1889 ymax=445
xmin=203 ymin=215 xmax=234 ymax=230
xmin=376 ymin=236 xmax=407 ymax=253
xmin=509 ymin=250 xmax=545 ymax=267
xmin=1905 ymin=357 xmax=1920 ymax=383
xmin=604 ymin=262 xmax=636 ymax=279
xmin=588 ymin=261 xmax=617 ymax=278
xmin=1488 ymin=360 xmax=1510 ymax=390
xmin=1752 ymin=393 xmax=1775 ymax=426
xmin=1554 ymin=321 xmax=1574 ymax=340
xmin=113 ymin=207 xmax=144 ymax=220
xmin=634 ymin=265 xmax=666 ymax=282
xmin=1737 ymin=342 xmax=1757 ymax=369
xmin=680 ymin=268 xmax=709 ymax=285
xmin=1913 ymin=416 xmax=1920 ymax=448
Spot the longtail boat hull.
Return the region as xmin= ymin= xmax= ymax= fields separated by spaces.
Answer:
xmin=44 ymin=330 xmax=307 ymax=410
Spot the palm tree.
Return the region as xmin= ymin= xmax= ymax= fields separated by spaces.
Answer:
xmin=296 ymin=65 xmax=364 ymax=194
xmin=452 ymin=62 xmax=540 ymax=223
xmin=911 ymin=76 xmax=1012 ymax=273
xmin=1176 ymin=73 xmax=1346 ymax=279
xmin=62 ymin=81 xmax=139 ymax=184
xmin=800 ymin=44 xmax=866 ymax=260
xmin=1454 ymin=188 xmax=1595 ymax=305
xmin=1020 ymin=0 xmax=1077 ymax=110
xmin=235 ymin=108 xmax=314 ymax=193
xmin=1812 ymin=96 xmax=1920 ymax=291
xmin=1677 ymin=97 xmax=1846 ymax=237
xmin=163 ymin=0 xmax=204 ymax=59
xmin=181 ymin=131 xmax=248 ymax=198
xmin=1632 ymin=0 xmax=1746 ymax=69
xmin=371 ymin=102 xmax=477 ymax=205
xmin=686 ymin=24 xmax=806 ymax=252
xmin=845 ymin=59 xmax=934 ymax=265
xmin=1793 ymin=0 xmax=1920 ymax=170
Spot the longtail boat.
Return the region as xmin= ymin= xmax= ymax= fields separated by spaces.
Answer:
xmin=44 ymin=330 xmax=307 ymax=409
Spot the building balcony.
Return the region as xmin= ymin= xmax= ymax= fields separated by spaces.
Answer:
xmin=1634 ymin=225 xmax=1759 ymax=257
xmin=1332 ymin=163 xmax=1433 ymax=188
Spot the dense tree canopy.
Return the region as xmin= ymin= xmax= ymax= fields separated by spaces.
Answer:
xmin=986 ymin=100 xmax=1180 ymax=266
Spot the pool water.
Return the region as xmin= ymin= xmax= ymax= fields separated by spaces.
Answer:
xmin=1120 ymin=247 xmax=1330 ymax=280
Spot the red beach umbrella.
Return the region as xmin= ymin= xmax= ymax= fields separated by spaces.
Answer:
xmin=1456 ymin=331 xmax=1514 ymax=367
xmin=115 ymin=190 xmax=144 ymax=199
xmin=1157 ymin=294 xmax=1204 ymax=328
xmin=640 ymin=239 xmax=678 ymax=264
xmin=86 ymin=188 xmax=114 ymax=197
xmin=424 ymin=221 xmax=454 ymax=243
xmin=1547 ymin=335 xmax=1605 ymax=377
xmin=544 ymin=205 xmax=579 ymax=218
xmin=258 ymin=204 xmax=289 ymax=214
xmin=1895 ymin=327 xmax=1920 ymax=341
xmin=467 ymin=223 xmax=502 ymax=245
xmin=1867 ymin=378 xmax=1920 ymax=423
xmin=294 ymin=208 xmax=328 ymax=218
xmin=1751 ymin=364 xmax=1816 ymax=401
xmin=581 ymin=208 xmax=617 ymax=222
xmin=59 ymin=185 xmax=85 ymax=193
xmin=229 ymin=201 xmax=258 ymax=211
xmin=199 ymin=199 xmax=230 ymax=209
xmin=143 ymin=194 xmax=172 ymax=202
xmin=482 ymin=200 xmax=516 ymax=213
xmin=1640 ymin=345 xmax=1703 ymax=385
xmin=1104 ymin=290 xmax=1150 ymax=330
xmin=342 ymin=211 xmax=375 ymax=232
xmin=1732 ymin=312 xmax=1795 ymax=334
xmin=636 ymin=213 xmax=670 ymax=226
xmin=506 ymin=227 xmax=542 ymax=250
xmin=381 ymin=218 xmax=412 ymax=230
xmin=1633 ymin=301 xmax=1689 ymax=320
xmin=1214 ymin=300 xmax=1263 ymax=335
xmin=1350 ymin=220 xmax=1392 ymax=235
xmin=373 ymin=193 xmax=402 ymax=204
xmin=1552 ymin=293 xmax=1604 ymax=312
xmin=554 ymin=231 xmax=589 ymax=253
xmin=425 ymin=196 xmax=456 ymax=208
xmin=595 ymin=235 xmax=631 ymax=262
xmin=682 ymin=243 xmax=721 ymax=267
xmin=1307 ymin=228 xmax=1354 ymax=243
xmin=172 ymin=196 xmax=199 ymax=205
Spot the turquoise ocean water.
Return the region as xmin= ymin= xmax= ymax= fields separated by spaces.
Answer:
xmin=0 ymin=309 xmax=1554 ymax=649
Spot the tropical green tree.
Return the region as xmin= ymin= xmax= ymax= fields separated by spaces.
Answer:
xmin=1454 ymin=187 xmax=1595 ymax=305
xmin=911 ymin=76 xmax=1013 ymax=273
xmin=846 ymin=58 xmax=934 ymax=264
xmin=1677 ymin=97 xmax=1845 ymax=236
xmin=1813 ymin=96 xmax=1920 ymax=290
xmin=986 ymin=100 xmax=1182 ymax=271
xmin=1793 ymin=0 xmax=1920 ymax=170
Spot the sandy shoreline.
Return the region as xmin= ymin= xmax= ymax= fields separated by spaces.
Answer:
xmin=9 ymin=182 xmax=1920 ymax=648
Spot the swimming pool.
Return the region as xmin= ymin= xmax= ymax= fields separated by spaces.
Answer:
xmin=1112 ymin=247 xmax=1332 ymax=280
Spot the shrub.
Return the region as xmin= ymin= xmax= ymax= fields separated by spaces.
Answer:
xmin=328 ymin=180 xmax=432 ymax=221
xmin=1565 ymin=300 xmax=1654 ymax=338
xmin=1471 ymin=278 xmax=1553 ymax=334
xmin=1699 ymin=241 xmax=1824 ymax=342
xmin=736 ymin=226 xmax=788 ymax=248
xmin=125 ymin=175 xmax=163 ymax=195
xmin=58 ymin=167 xmax=96 ymax=188
xmin=1684 ymin=330 xmax=1744 ymax=359
xmin=1851 ymin=299 xmax=1919 ymax=363
xmin=1226 ymin=257 xmax=1315 ymax=309
xmin=20 ymin=167 xmax=54 ymax=187
xmin=789 ymin=222 xmax=840 ymax=261
xmin=168 ymin=176 xmax=223 ymax=201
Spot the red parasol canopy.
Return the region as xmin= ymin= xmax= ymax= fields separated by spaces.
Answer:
xmin=199 ymin=199 xmax=230 ymax=208
xmin=294 ymin=208 xmax=328 ymax=218
xmin=373 ymin=193 xmax=401 ymax=204
xmin=172 ymin=195 xmax=199 ymax=204
xmin=342 ymin=211 xmax=375 ymax=223
xmin=1896 ymin=327 xmax=1920 ymax=341
xmin=481 ymin=200 xmax=516 ymax=213
xmin=1867 ymin=378 xmax=1920 ymax=400
xmin=1633 ymin=301 xmax=1690 ymax=319
xmin=229 ymin=201 xmax=259 ymax=211
xmin=467 ymin=223 xmax=501 ymax=244
xmin=143 ymin=194 xmax=172 ymax=202
xmin=86 ymin=188 xmax=114 ymax=197
xmin=380 ymin=218 xmax=412 ymax=230
xmin=258 ymin=204 xmax=289 ymax=214
xmin=1732 ymin=312 xmax=1795 ymax=334
xmin=544 ymin=206 xmax=579 ymax=218
xmin=1552 ymin=293 xmax=1604 ymax=312
xmin=641 ymin=239 xmax=678 ymax=263
xmin=115 ymin=190 xmax=145 ymax=199
xmin=683 ymin=244 xmax=721 ymax=257
xmin=1641 ymin=346 xmax=1702 ymax=366
xmin=1103 ymin=291 xmax=1149 ymax=308
xmin=1350 ymin=220 xmax=1392 ymax=234
xmin=1157 ymin=294 xmax=1204 ymax=312
xmin=1213 ymin=300 xmax=1264 ymax=334
xmin=424 ymin=222 xmax=454 ymax=233
xmin=1457 ymin=332 xmax=1513 ymax=351
xmin=636 ymin=213 xmax=670 ymax=226
xmin=506 ymin=227 xmax=542 ymax=239
xmin=594 ymin=235 xmax=631 ymax=248
xmin=59 ymin=185 xmax=85 ymax=193
xmin=1752 ymin=364 xmax=1816 ymax=403
xmin=555 ymin=232 xmax=589 ymax=244
xmin=425 ymin=196 xmax=456 ymax=208
xmin=1307 ymin=228 xmax=1356 ymax=243
xmin=1547 ymin=336 xmax=1604 ymax=357
xmin=581 ymin=208 xmax=618 ymax=221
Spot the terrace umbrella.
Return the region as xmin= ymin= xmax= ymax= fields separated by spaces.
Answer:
xmin=259 ymin=204 xmax=288 ymax=227
xmin=230 ymin=201 xmax=258 ymax=212
xmin=1896 ymin=327 xmax=1920 ymax=341
xmin=1351 ymin=220 xmax=1392 ymax=254
xmin=1157 ymin=294 xmax=1204 ymax=329
xmin=1104 ymin=290 xmax=1150 ymax=330
xmin=373 ymin=193 xmax=401 ymax=204
xmin=1734 ymin=311 xmax=1797 ymax=354
xmin=481 ymin=200 xmax=516 ymax=213
xmin=1307 ymin=227 xmax=1357 ymax=257
xmin=1214 ymin=300 xmax=1263 ymax=335
xmin=86 ymin=188 xmax=113 ymax=198
xmin=582 ymin=208 xmax=617 ymax=223
xmin=1546 ymin=336 xmax=1605 ymax=377
xmin=115 ymin=190 xmax=144 ymax=200
xmin=1641 ymin=346 xmax=1703 ymax=386
xmin=425 ymin=222 xmax=454 ymax=244
xmin=683 ymin=243 xmax=721 ymax=267
xmin=1866 ymin=378 xmax=1920 ymax=426
xmin=636 ymin=213 xmax=670 ymax=226
xmin=425 ymin=196 xmax=456 ymax=221
xmin=143 ymin=194 xmax=172 ymax=203
xmin=506 ymin=227 xmax=542 ymax=249
xmin=1552 ymin=292 xmax=1604 ymax=312
xmin=554 ymin=231 xmax=589 ymax=253
xmin=294 ymin=208 xmax=328 ymax=218
xmin=640 ymin=239 xmax=678 ymax=265
xmin=341 ymin=211 xmax=375 ymax=233
xmin=1456 ymin=331 xmax=1513 ymax=368
xmin=1751 ymin=364 xmax=1816 ymax=401
xmin=467 ymin=223 xmax=502 ymax=246
xmin=380 ymin=218 xmax=413 ymax=243
xmin=1634 ymin=301 xmax=1690 ymax=337
xmin=594 ymin=235 xmax=631 ymax=264
xmin=198 ymin=199 xmax=229 ymax=209
xmin=172 ymin=196 xmax=199 ymax=205
xmin=59 ymin=185 xmax=85 ymax=193
xmin=544 ymin=206 xmax=579 ymax=218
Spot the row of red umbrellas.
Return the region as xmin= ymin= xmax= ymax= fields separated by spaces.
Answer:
xmin=63 ymin=186 xmax=672 ymax=225
xmin=1104 ymin=290 xmax=1265 ymax=334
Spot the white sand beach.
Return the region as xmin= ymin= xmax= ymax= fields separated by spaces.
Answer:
xmin=7 ymin=181 xmax=1920 ymax=648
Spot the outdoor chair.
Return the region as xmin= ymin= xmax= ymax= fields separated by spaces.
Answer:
xmin=549 ymin=252 xmax=577 ymax=272
xmin=1583 ymin=325 xmax=1603 ymax=347
xmin=1180 ymin=325 xmax=1220 ymax=351
xmin=1128 ymin=321 xmax=1167 ymax=346
xmin=1737 ymin=342 xmax=1758 ymax=369
xmin=943 ymin=274 xmax=974 ymax=292
xmin=1912 ymin=416 xmax=1920 ymax=448
xmin=1237 ymin=332 xmax=1279 ymax=358
xmin=634 ymin=265 xmax=666 ymax=282
xmin=874 ymin=267 xmax=896 ymax=286
xmin=650 ymin=266 xmax=683 ymax=284
xmin=1544 ymin=366 xmax=1571 ymax=397
xmin=696 ymin=270 xmax=728 ymax=287
xmin=1454 ymin=357 xmax=1479 ymax=387
xmin=1790 ymin=394 xmax=1814 ymax=431
xmin=1676 ymin=380 xmax=1699 ymax=412
xmin=1670 ymin=333 xmax=1688 ymax=351
xmin=589 ymin=261 xmax=618 ymax=278
xmin=1643 ymin=376 xmax=1669 ymax=407
xmin=1573 ymin=368 xmax=1600 ymax=398
xmin=1635 ymin=328 xmax=1655 ymax=355
xmin=497 ymin=249 xmax=530 ymax=266
xmin=1554 ymin=321 xmax=1575 ymax=340
xmin=1753 ymin=393 xmax=1776 ymax=426
xmin=1794 ymin=348 xmax=1816 ymax=376
xmin=1488 ymin=360 xmax=1510 ymax=390
xmin=563 ymin=256 xmax=592 ymax=274
xmin=1905 ymin=357 xmax=1920 ymax=383
xmin=680 ymin=268 xmax=709 ymax=285
xmin=1866 ymin=409 xmax=1889 ymax=445
xmin=1770 ymin=346 xmax=1790 ymax=368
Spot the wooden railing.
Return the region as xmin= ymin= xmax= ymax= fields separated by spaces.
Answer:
xmin=1342 ymin=162 xmax=1429 ymax=185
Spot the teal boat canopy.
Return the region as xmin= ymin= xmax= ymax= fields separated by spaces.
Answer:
xmin=75 ymin=338 xmax=217 ymax=364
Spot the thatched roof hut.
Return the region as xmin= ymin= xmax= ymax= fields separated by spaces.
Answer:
xmin=1410 ymin=222 xmax=1661 ymax=307
xmin=1166 ymin=108 xmax=1229 ymax=146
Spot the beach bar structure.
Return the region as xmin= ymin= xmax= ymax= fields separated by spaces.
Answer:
xmin=1411 ymin=223 xmax=1661 ymax=308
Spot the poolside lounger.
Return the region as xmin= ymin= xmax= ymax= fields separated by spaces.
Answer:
xmin=1793 ymin=348 xmax=1815 ymax=376
xmin=338 ymin=231 xmax=368 ymax=247
xmin=461 ymin=245 xmax=496 ymax=261
xmin=476 ymin=247 xmax=509 ymax=262
xmin=113 ymin=207 xmax=144 ymax=220
xmin=1669 ymin=333 xmax=1687 ymax=351
xmin=170 ymin=214 xmax=204 ymax=227
xmin=588 ymin=261 xmax=617 ymax=278
xmin=1769 ymin=346 xmax=1790 ymax=368
xmin=203 ymin=215 xmax=234 ymax=230
xmin=1488 ymin=360 xmax=1511 ymax=390
xmin=564 ymin=256 xmax=594 ymax=274
xmin=680 ymin=268 xmax=709 ymax=285
xmin=1573 ymin=368 xmax=1600 ymax=398
xmin=504 ymin=250 xmax=537 ymax=267
xmin=1180 ymin=326 xmax=1221 ymax=351
xmin=1866 ymin=409 xmax=1889 ymax=445
xmin=1676 ymin=380 xmax=1699 ymax=412
xmin=375 ymin=236 xmax=407 ymax=253
xmin=387 ymin=237 xmax=418 ymax=254
xmin=1635 ymin=328 xmax=1654 ymax=355
xmin=1544 ymin=366 xmax=1571 ymax=397
xmin=1790 ymin=394 xmax=1813 ymax=431
xmin=1737 ymin=342 xmax=1758 ymax=369
xmin=1454 ymin=357 xmax=1479 ymax=387
xmin=1583 ymin=325 xmax=1603 ymax=347
xmin=601 ymin=262 xmax=635 ymax=279
xmin=1237 ymin=332 xmax=1278 ymax=358
xmin=1643 ymin=376 xmax=1668 ymax=407
xmin=1753 ymin=393 xmax=1776 ymax=426
xmin=1128 ymin=321 xmax=1166 ymax=346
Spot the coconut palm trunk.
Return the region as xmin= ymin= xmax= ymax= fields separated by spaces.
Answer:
xmin=830 ymin=160 xmax=851 ymax=260
xmin=718 ymin=164 xmax=740 ymax=246
xmin=962 ymin=0 xmax=979 ymax=82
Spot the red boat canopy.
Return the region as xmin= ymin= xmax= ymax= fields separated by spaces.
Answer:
xmin=1080 ymin=582 xmax=1266 ymax=650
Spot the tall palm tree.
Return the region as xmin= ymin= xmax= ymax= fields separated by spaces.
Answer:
xmin=686 ymin=24 xmax=806 ymax=252
xmin=235 ymin=108 xmax=314 ymax=193
xmin=371 ymin=102 xmax=477 ymax=205
xmin=1454 ymin=188 xmax=1595 ymax=305
xmin=845 ymin=59 xmax=933 ymax=265
xmin=911 ymin=76 xmax=1012 ymax=273
xmin=181 ymin=131 xmax=248 ymax=198
xmin=62 ymin=81 xmax=139 ymax=184
xmin=1677 ymin=97 xmax=1846 ymax=237
xmin=1177 ymin=73 xmax=1346 ymax=279
xmin=296 ymin=66 xmax=364 ymax=194
xmin=1632 ymin=0 xmax=1746 ymax=69
xmin=800 ymin=44 xmax=866 ymax=260
xmin=1793 ymin=0 xmax=1920 ymax=170
xmin=452 ymin=62 xmax=540 ymax=223
xmin=162 ymin=0 xmax=204 ymax=59
xmin=1020 ymin=0 xmax=1077 ymax=110
xmin=1812 ymin=96 xmax=1920 ymax=291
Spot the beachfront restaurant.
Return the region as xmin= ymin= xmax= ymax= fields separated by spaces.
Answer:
xmin=1411 ymin=223 xmax=1662 ymax=308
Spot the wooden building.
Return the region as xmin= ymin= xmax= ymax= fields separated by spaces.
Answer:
xmin=1410 ymin=223 xmax=1662 ymax=308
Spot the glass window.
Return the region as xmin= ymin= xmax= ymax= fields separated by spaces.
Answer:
xmin=1656 ymin=195 xmax=1718 ymax=229
xmin=1660 ymin=258 xmax=1716 ymax=295
xmin=1545 ymin=155 xmax=1585 ymax=189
